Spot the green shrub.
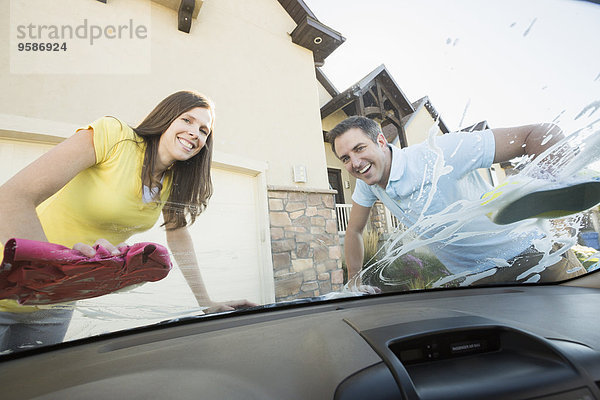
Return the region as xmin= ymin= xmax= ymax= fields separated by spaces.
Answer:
xmin=343 ymin=229 xmax=451 ymax=292
xmin=362 ymin=229 xmax=381 ymax=265
xmin=362 ymin=246 xmax=450 ymax=292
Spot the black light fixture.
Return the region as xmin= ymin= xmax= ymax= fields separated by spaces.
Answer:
xmin=178 ymin=0 xmax=195 ymax=33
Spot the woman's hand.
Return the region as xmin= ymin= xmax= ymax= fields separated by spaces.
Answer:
xmin=202 ymin=299 xmax=259 ymax=314
xmin=73 ymin=239 xmax=128 ymax=257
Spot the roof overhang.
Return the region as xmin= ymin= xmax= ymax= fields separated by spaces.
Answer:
xmin=97 ymin=0 xmax=204 ymax=33
xmin=320 ymin=65 xmax=414 ymax=120
xmin=277 ymin=0 xmax=345 ymax=66
xmin=290 ymin=16 xmax=345 ymax=66
xmin=315 ymin=67 xmax=339 ymax=98
xmin=320 ymin=65 xmax=415 ymax=146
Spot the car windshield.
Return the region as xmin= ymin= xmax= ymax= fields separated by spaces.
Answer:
xmin=1 ymin=0 xmax=599 ymax=356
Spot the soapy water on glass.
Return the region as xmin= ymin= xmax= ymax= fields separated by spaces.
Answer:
xmin=346 ymin=118 xmax=600 ymax=291
xmin=13 ymin=119 xmax=600 ymax=346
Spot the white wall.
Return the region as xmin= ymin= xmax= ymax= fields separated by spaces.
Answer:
xmin=1 ymin=0 xmax=329 ymax=189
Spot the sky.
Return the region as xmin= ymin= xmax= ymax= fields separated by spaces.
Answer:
xmin=304 ymin=0 xmax=600 ymax=134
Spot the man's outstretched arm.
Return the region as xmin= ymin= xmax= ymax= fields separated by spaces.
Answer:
xmin=492 ymin=123 xmax=564 ymax=164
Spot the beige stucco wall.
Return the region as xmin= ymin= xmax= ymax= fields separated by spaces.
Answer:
xmin=403 ymin=104 xmax=443 ymax=146
xmin=478 ymin=163 xmax=506 ymax=186
xmin=494 ymin=164 xmax=507 ymax=182
xmin=317 ymin=81 xmax=333 ymax=107
xmin=321 ymin=108 xmax=355 ymax=203
xmin=322 ymin=109 xmax=348 ymax=132
xmin=0 ymin=0 xmax=329 ymax=189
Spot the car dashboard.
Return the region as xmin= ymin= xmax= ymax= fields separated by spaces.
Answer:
xmin=1 ymin=284 xmax=600 ymax=400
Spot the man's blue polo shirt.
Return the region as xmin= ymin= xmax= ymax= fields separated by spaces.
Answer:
xmin=352 ymin=130 xmax=535 ymax=274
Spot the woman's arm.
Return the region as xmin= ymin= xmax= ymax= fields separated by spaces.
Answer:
xmin=164 ymin=224 xmax=212 ymax=304
xmin=0 ymin=129 xmax=96 ymax=245
xmin=164 ymin=222 xmax=258 ymax=313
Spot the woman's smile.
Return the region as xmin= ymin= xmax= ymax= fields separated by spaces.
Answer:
xmin=177 ymin=136 xmax=196 ymax=151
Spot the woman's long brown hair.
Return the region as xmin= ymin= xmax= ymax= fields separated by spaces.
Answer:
xmin=133 ymin=91 xmax=215 ymax=230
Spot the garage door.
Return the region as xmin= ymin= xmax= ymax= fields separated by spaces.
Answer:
xmin=65 ymin=165 xmax=271 ymax=338
xmin=187 ymin=167 xmax=266 ymax=303
xmin=123 ymin=166 xmax=270 ymax=305
xmin=0 ymin=139 xmax=55 ymax=185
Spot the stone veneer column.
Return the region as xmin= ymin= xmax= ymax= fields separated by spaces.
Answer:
xmin=369 ymin=201 xmax=388 ymax=235
xmin=268 ymin=186 xmax=344 ymax=302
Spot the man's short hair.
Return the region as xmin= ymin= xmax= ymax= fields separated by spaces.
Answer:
xmin=327 ymin=116 xmax=382 ymax=157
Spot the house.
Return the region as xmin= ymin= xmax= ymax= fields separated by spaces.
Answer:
xmin=317 ymin=64 xmax=506 ymax=238
xmin=0 ymin=0 xmax=505 ymax=307
xmin=318 ymin=64 xmax=451 ymax=237
xmin=1 ymin=0 xmax=347 ymax=304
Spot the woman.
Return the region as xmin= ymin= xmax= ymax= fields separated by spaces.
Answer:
xmin=0 ymin=91 xmax=255 ymax=350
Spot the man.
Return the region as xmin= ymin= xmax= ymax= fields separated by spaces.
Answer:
xmin=328 ymin=116 xmax=585 ymax=287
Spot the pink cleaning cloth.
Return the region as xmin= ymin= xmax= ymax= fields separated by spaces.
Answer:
xmin=0 ymin=238 xmax=172 ymax=305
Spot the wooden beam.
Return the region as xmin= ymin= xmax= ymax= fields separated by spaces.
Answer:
xmin=377 ymin=75 xmax=412 ymax=116
xmin=386 ymin=113 xmax=402 ymax=128
xmin=379 ymin=85 xmax=406 ymax=118
xmin=178 ymin=0 xmax=195 ymax=33
xmin=375 ymin=82 xmax=386 ymax=119
xmin=366 ymin=88 xmax=380 ymax=108
xmin=357 ymin=94 xmax=366 ymax=116
xmin=364 ymin=106 xmax=383 ymax=118
xmin=152 ymin=0 xmax=203 ymax=18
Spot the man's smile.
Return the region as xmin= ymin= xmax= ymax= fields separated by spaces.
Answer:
xmin=358 ymin=163 xmax=371 ymax=174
